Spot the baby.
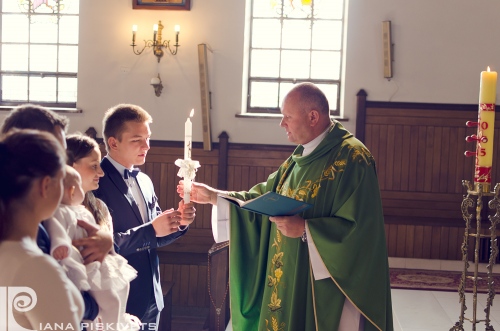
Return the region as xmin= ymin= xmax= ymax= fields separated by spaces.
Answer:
xmin=44 ymin=165 xmax=140 ymax=330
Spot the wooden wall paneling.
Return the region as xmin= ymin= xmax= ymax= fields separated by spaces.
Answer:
xmin=227 ymin=165 xmax=235 ymax=191
xmin=179 ymin=265 xmax=191 ymax=306
xmin=424 ymin=126 xmax=435 ymax=192
xmin=240 ymin=166 xmax=250 ymax=192
xmin=408 ymin=126 xmax=419 ymax=192
xmin=166 ymin=163 xmax=179 ymax=213
xmin=217 ymin=132 xmax=229 ymax=190
xmin=400 ymin=125 xmax=411 ymax=192
xmin=447 ymin=227 xmax=459 ymax=260
xmin=439 ymin=226 xmax=450 ymax=260
xmin=404 ymin=225 xmax=415 ymax=258
xmin=439 ymin=127 xmax=451 ymax=192
xmin=416 ymin=126 xmax=427 ymax=192
xmin=421 ymin=226 xmax=433 ymax=258
xmin=430 ymin=226 xmax=442 ymax=259
xmin=431 ymin=127 xmax=443 ymax=193
xmin=197 ymin=265 xmax=208 ymax=307
xmin=395 ymin=224 xmax=407 ymax=257
xmin=364 ymin=122 xmax=373 ymax=151
xmin=172 ymin=264 xmax=182 ymax=305
xmin=233 ymin=166 xmax=243 ymax=191
xmin=387 ymin=224 xmax=398 ymax=256
xmin=248 ymin=166 xmax=257 ymax=189
xmin=393 ymin=124 xmax=403 ymax=190
xmin=256 ymin=166 xmax=266 ymax=184
xmin=413 ymin=225 xmax=424 ymax=259
xmin=446 ymin=128 xmax=458 ymax=193
xmin=377 ymin=124 xmax=388 ymax=190
xmin=385 ymin=124 xmax=395 ymax=190
xmin=188 ymin=265 xmax=199 ymax=306
xmin=163 ymin=264 xmax=174 ymax=283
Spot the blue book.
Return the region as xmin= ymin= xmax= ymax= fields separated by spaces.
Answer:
xmin=218 ymin=191 xmax=313 ymax=216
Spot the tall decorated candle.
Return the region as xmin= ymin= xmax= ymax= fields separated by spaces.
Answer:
xmin=184 ymin=109 xmax=194 ymax=160
xmin=475 ymin=67 xmax=497 ymax=187
xmin=183 ymin=109 xmax=195 ymax=203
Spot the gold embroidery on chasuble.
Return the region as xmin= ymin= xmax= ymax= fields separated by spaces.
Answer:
xmin=264 ymin=144 xmax=374 ymax=330
xmin=265 ymin=230 xmax=286 ymax=331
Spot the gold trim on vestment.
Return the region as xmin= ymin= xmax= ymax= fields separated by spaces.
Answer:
xmin=307 ymin=225 xmax=383 ymax=331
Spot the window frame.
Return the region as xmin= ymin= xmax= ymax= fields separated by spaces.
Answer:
xmin=0 ymin=0 xmax=80 ymax=111
xmin=245 ymin=0 xmax=345 ymax=117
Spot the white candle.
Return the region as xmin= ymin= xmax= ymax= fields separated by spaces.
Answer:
xmin=174 ymin=25 xmax=180 ymax=44
xmin=184 ymin=178 xmax=192 ymax=203
xmin=184 ymin=109 xmax=194 ymax=160
xmin=153 ymin=24 xmax=158 ymax=43
xmin=132 ymin=25 xmax=137 ymax=44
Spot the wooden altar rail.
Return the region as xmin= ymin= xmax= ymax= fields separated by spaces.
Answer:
xmin=356 ymin=89 xmax=500 ymax=262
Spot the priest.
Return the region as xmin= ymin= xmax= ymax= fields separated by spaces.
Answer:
xmin=178 ymin=82 xmax=393 ymax=331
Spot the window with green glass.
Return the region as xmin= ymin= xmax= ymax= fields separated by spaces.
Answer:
xmin=247 ymin=0 xmax=345 ymax=115
xmin=0 ymin=0 xmax=79 ymax=108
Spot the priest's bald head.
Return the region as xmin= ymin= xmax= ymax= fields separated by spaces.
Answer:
xmin=280 ymin=82 xmax=332 ymax=145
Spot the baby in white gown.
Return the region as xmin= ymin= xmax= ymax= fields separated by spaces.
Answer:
xmin=45 ymin=166 xmax=140 ymax=330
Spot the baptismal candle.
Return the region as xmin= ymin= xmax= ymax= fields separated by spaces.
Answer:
xmin=474 ymin=67 xmax=497 ymax=186
xmin=184 ymin=109 xmax=194 ymax=160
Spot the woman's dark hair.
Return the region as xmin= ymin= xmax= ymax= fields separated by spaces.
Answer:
xmin=66 ymin=133 xmax=107 ymax=228
xmin=0 ymin=129 xmax=66 ymax=239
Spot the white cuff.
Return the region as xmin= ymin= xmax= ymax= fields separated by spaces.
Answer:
xmin=211 ymin=197 xmax=230 ymax=243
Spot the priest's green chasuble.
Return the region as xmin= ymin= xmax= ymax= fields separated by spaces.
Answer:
xmin=226 ymin=122 xmax=393 ymax=331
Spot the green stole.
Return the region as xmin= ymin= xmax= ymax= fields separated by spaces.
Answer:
xmin=227 ymin=122 xmax=393 ymax=331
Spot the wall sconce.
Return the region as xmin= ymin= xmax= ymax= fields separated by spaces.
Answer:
xmin=131 ymin=21 xmax=180 ymax=63
xmin=151 ymin=74 xmax=163 ymax=97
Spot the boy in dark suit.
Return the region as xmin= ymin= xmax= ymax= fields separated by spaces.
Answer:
xmin=94 ymin=104 xmax=196 ymax=330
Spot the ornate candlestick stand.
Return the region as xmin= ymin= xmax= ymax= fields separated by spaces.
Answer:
xmin=450 ymin=182 xmax=499 ymax=331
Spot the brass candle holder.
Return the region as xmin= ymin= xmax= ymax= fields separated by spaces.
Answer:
xmin=450 ymin=182 xmax=499 ymax=331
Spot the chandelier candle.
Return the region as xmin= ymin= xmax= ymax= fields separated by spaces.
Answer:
xmin=474 ymin=67 xmax=497 ymax=189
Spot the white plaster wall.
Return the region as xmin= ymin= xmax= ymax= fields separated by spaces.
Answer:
xmin=2 ymin=0 xmax=500 ymax=145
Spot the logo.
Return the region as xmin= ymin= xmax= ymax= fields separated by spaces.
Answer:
xmin=0 ymin=286 xmax=38 ymax=331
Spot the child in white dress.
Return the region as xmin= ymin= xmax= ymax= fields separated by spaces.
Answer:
xmin=45 ymin=165 xmax=140 ymax=330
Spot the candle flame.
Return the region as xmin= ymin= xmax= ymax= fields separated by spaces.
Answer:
xmin=488 ymin=66 xmax=491 ymax=72
xmin=189 ymin=108 xmax=194 ymax=117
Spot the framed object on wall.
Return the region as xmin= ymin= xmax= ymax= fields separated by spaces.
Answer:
xmin=133 ymin=0 xmax=190 ymax=10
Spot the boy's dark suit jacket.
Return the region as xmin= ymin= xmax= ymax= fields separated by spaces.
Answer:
xmin=94 ymin=157 xmax=186 ymax=319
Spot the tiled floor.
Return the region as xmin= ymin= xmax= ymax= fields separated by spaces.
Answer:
xmin=172 ymin=258 xmax=500 ymax=331
xmin=172 ymin=289 xmax=499 ymax=331
xmin=392 ymin=289 xmax=499 ymax=331
xmin=391 ymin=257 xmax=500 ymax=331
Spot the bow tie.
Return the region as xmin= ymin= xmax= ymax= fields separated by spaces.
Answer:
xmin=123 ymin=168 xmax=140 ymax=179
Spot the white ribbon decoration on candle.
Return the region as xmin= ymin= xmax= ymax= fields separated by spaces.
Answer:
xmin=175 ymin=158 xmax=201 ymax=203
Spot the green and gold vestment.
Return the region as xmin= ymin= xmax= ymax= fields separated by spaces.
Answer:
xmin=226 ymin=122 xmax=393 ymax=331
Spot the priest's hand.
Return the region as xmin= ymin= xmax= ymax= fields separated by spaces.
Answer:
xmin=152 ymin=208 xmax=182 ymax=237
xmin=177 ymin=180 xmax=219 ymax=205
xmin=269 ymin=215 xmax=305 ymax=238
xmin=178 ymin=200 xmax=196 ymax=227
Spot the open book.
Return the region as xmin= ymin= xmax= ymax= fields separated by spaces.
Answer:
xmin=218 ymin=191 xmax=313 ymax=216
